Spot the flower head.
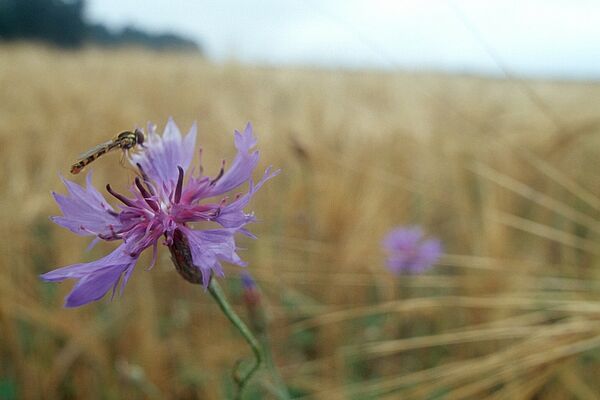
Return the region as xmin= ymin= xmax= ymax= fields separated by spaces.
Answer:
xmin=382 ymin=226 xmax=442 ymax=274
xmin=42 ymin=118 xmax=278 ymax=307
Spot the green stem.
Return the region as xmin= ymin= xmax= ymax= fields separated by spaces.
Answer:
xmin=208 ymin=279 xmax=263 ymax=399
xmin=259 ymin=333 xmax=292 ymax=400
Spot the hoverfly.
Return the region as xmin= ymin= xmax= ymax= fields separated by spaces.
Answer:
xmin=70 ymin=129 xmax=145 ymax=174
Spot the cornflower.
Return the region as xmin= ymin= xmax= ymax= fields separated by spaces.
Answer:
xmin=41 ymin=119 xmax=278 ymax=307
xmin=382 ymin=226 xmax=442 ymax=274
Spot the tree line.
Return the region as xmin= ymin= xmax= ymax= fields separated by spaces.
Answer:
xmin=0 ymin=0 xmax=201 ymax=52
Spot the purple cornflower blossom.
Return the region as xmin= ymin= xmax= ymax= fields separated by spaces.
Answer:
xmin=382 ymin=226 xmax=442 ymax=274
xmin=41 ymin=118 xmax=278 ymax=307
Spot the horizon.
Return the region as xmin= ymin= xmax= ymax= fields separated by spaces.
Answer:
xmin=86 ymin=0 xmax=600 ymax=81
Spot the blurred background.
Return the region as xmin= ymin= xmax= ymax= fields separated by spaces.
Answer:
xmin=2 ymin=0 xmax=600 ymax=399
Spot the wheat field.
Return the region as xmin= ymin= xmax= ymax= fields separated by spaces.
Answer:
xmin=1 ymin=44 xmax=600 ymax=399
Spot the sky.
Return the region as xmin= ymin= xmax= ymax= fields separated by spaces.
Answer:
xmin=87 ymin=0 xmax=600 ymax=79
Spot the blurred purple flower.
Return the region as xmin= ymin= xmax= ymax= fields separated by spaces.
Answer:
xmin=240 ymin=272 xmax=260 ymax=307
xmin=240 ymin=272 xmax=257 ymax=290
xmin=382 ymin=226 xmax=442 ymax=274
xmin=41 ymin=118 xmax=278 ymax=307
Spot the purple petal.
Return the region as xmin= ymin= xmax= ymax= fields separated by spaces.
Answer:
xmin=63 ymin=265 xmax=128 ymax=307
xmin=216 ymin=167 xmax=280 ymax=229
xmin=40 ymin=244 xmax=138 ymax=307
xmin=418 ymin=239 xmax=443 ymax=265
xmin=171 ymin=201 xmax=221 ymax=223
xmin=51 ymin=173 xmax=121 ymax=237
xmin=179 ymin=175 xmax=212 ymax=205
xmin=182 ymin=122 xmax=197 ymax=166
xmin=382 ymin=227 xmax=423 ymax=252
xmin=382 ymin=226 xmax=442 ymax=275
xmin=130 ymin=118 xmax=197 ymax=195
xmin=206 ymin=123 xmax=260 ymax=197
xmin=181 ymin=227 xmax=246 ymax=287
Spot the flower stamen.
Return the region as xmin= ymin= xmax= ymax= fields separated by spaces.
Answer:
xmin=134 ymin=177 xmax=152 ymax=199
xmin=106 ymin=184 xmax=135 ymax=207
xmin=211 ymin=160 xmax=226 ymax=185
xmin=136 ymin=163 xmax=155 ymax=195
xmin=174 ymin=166 xmax=184 ymax=204
xmin=135 ymin=177 xmax=160 ymax=212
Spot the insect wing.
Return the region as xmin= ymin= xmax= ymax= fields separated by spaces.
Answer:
xmin=74 ymin=140 xmax=115 ymax=161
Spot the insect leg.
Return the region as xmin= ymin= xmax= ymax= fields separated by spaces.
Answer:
xmin=120 ymin=149 xmax=143 ymax=180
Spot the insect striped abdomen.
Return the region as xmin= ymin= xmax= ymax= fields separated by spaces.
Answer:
xmin=69 ymin=129 xmax=145 ymax=174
